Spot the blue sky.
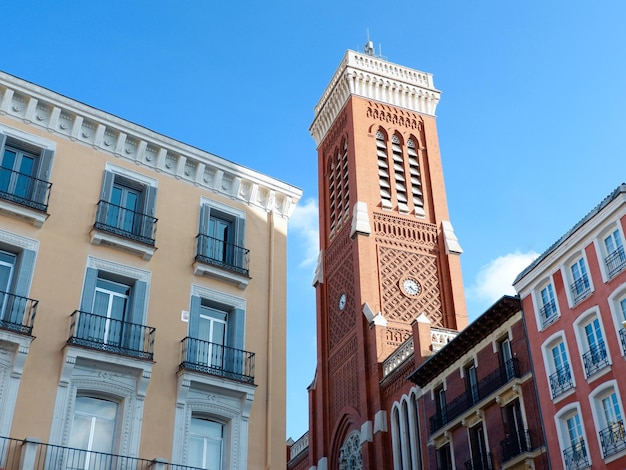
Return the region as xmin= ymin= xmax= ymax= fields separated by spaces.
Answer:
xmin=4 ymin=1 xmax=626 ymax=441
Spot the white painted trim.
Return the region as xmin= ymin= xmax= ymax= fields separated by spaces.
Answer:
xmin=0 ymin=122 xmax=56 ymax=150
xmin=105 ymin=162 xmax=158 ymax=188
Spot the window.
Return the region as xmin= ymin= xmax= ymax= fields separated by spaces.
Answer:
xmin=557 ymin=408 xmax=589 ymax=470
xmin=603 ymin=228 xmax=626 ymax=277
xmin=327 ymin=138 xmax=349 ymax=236
xmin=591 ymin=383 xmax=626 ymax=458
xmin=338 ymin=430 xmax=362 ymax=470
xmin=579 ymin=316 xmax=609 ymax=377
xmin=569 ymin=257 xmax=591 ymax=304
xmin=188 ymin=417 xmax=224 ymax=469
xmin=538 ymin=281 xmax=559 ymax=327
xmin=465 ymin=363 xmax=479 ymax=404
xmin=67 ymin=396 xmax=118 ymax=468
xmin=0 ymin=241 xmax=37 ymax=335
xmin=72 ymin=259 xmax=152 ymax=360
xmin=376 ymin=129 xmax=392 ymax=210
xmin=467 ymin=423 xmax=491 ymax=470
xmin=0 ymin=125 xmax=55 ymax=225
xmin=195 ymin=199 xmax=249 ymax=286
xmin=501 ymin=399 xmax=529 ymax=462
xmin=544 ymin=337 xmax=573 ymax=398
xmin=499 ymin=337 xmax=515 ymax=380
xmin=391 ymin=393 xmax=419 ymax=470
xmin=435 ymin=443 xmax=452 ymax=470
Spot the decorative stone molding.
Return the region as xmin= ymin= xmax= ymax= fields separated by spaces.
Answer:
xmin=360 ymin=421 xmax=373 ymax=444
xmin=86 ymin=256 xmax=151 ymax=283
xmin=350 ymin=201 xmax=371 ymax=238
xmin=374 ymin=410 xmax=388 ymax=434
xmin=0 ymin=72 xmax=301 ymax=219
xmin=190 ymin=284 xmax=246 ymax=310
xmin=311 ymin=50 xmax=441 ymax=146
xmin=461 ymin=409 xmax=484 ymax=429
xmin=312 ymin=251 xmax=324 ymax=287
xmin=442 ymin=220 xmax=463 ymax=255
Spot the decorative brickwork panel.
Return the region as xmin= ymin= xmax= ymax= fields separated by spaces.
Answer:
xmin=325 ymin=226 xmax=355 ymax=351
xmin=329 ymin=336 xmax=359 ymax=425
xmin=373 ymin=212 xmax=438 ymax=252
xmin=366 ymin=102 xmax=424 ymax=131
xmin=378 ymin=245 xmax=442 ymax=327
xmin=385 ymin=326 xmax=413 ymax=350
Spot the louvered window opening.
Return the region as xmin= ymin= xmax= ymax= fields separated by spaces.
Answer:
xmin=392 ymin=134 xmax=409 ymax=213
xmin=407 ymin=138 xmax=424 ymax=216
xmin=328 ymin=140 xmax=350 ymax=237
xmin=376 ymin=130 xmax=392 ymax=210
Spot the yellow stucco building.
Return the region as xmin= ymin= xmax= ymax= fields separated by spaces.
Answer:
xmin=0 ymin=71 xmax=301 ymax=469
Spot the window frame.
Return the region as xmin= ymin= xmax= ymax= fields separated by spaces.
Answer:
xmin=541 ymin=332 xmax=575 ymax=400
xmin=573 ymin=308 xmax=611 ymax=379
xmin=563 ymin=253 xmax=593 ymax=306
xmin=596 ymin=223 xmax=626 ymax=280
xmin=555 ymin=403 xmax=591 ymax=469
xmin=607 ymin=286 xmax=626 ymax=356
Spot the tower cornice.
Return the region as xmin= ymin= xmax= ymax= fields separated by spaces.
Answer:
xmin=310 ymin=50 xmax=441 ymax=146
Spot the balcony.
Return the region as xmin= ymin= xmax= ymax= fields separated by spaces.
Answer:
xmin=91 ymin=200 xmax=158 ymax=260
xmin=429 ymin=358 xmax=521 ymax=434
xmin=563 ymin=440 xmax=589 ymax=470
xmin=0 ymin=291 xmax=38 ymax=336
xmin=549 ymin=365 xmax=573 ymax=398
xmin=582 ymin=341 xmax=609 ymax=377
xmin=179 ymin=336 xmax=255 ymax=384
xmin=620 ymin=328 xmax=626 ymax=354
xmin=0 ymin=168 xmax=51 ymax=213
xmin=570 ymin=277 xmax=591 ymax=304
xmin=67 ymin=310 xmax=155 ymax=361
xmin=539 ymin=299 xmax=558 ymax=328
xmin=599 ymin=419 xmax=626 ymax=458
xmin=500 ymin=429 xmax=533 ymax=464
xmin=605 ymin=247 xmax=626 ymax=278
xmin=0 ymin=435 xmax=209 ymax=469
xmin=193 ymin=234 xmax=250 ymax=288
xmin=464 ymin=452 xmax=493 ymax=470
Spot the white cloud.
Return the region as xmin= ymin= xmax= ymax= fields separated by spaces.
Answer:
xmin=289 ymin=198 xmax=320 ymax=268
xmin=467 ymin=251 xmax=539 ymax=305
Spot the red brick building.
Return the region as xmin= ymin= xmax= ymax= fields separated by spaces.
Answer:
xmin=303 ymin=44 xmax=468 ymax=470
xmin=409 ymin=296 xmax=548 ymax=470
xmin=514 ymin=184 xmax=626 ymax=469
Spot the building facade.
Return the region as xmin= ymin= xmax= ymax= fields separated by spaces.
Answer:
xmin=305 ymin=44 xmax=468 ymax=469
xmin=0 ymin=71 xmax=301 ymax=469
xmin=409 ymin=296 xmax=548 ymax=470
xmin=514 ymin=184 xmax=626 ymax=469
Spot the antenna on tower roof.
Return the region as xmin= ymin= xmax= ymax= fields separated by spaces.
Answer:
xmin=364 ymin=29 xmax=375 ymax=56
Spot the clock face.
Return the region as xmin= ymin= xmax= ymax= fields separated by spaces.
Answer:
xmin=338 ymin=293 xmax=347 ymax=311
xmin=401 ymin=278 xmax=421 ymax=296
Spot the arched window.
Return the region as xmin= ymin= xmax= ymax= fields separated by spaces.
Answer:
xmin=376 ymin=130 xmax=392 ymax=210
xmin=327 ymin=139 xmax=350 ymax=237
xmin=391 ymin=134 xmax=408 ymax=213
xmin=406 ymin=138 xmax=424 ymax=216
xmin=188 ymin=416 xmax=224 ymax=469
xmin=338 ymin=430 xmax=362 ymax=470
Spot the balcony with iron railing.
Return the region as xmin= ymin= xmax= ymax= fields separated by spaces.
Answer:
xmin=582 ymin=341 xmax=609 ymax=377
xmin=563 ymin=440 xmax=589 ymax=470
xmin=0 ymin=291 xmax=38 ymax=336
xmin=195 ymin=233 xmax=250 ymax=277
xmin=94 ymin=200 xmax=157 ymax=246
xmin=570 ymin=277 xmax=591 ymax=304
xmin=549 ymin=365 xmax=574 ymax=398
xmin=620 ymin=328 xmax=626 ymax=354
xmin=0 ymin=168 xmax=51 ymax=213
xmin=605 ymin=247 xmax=626 ymax=278
xmin=179 ymin=336 xmax=255 ymax=384
xmin=67 ymin=310 xmax=156 ymax=361
xmin=539 ymin=299 xmax=558 ymax=328
xmin=464 ymin=452 xmax=493 ymax=470
xmin=599 ymin=419 xmax=626 ymax=458
xmin=0 ymin=435 xmax=212 ymax=469
xmin=429 ymin=358 xmax=521 ymax=434
xmin=500 ymin=429 xmax=533 ymax=464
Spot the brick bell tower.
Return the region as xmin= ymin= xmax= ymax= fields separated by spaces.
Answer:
xmin=307 ymin=43 xmax=468 ymax=469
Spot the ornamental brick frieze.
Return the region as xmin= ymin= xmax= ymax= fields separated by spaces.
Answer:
xmin=329 ymin=337 xmax=360 ymax=425
xmin=378 ymin=246 xmax=443 ymax=327
xmin=385 ymin=326 xmax=412 ymax=349
xmin=324 ymin=224 xmax=352 ymax=276
xmin=366 ymin=102 xmax=423 ymax=131
xmin=373 ymin=212 xmax=438 ymax=252
xmin=328 ymin=335 xmax=357 ymax=373
xmin=321 ymin=112 xmax=348 ymax=155
xmin=381 ymin=359 xmax=416 ymax=404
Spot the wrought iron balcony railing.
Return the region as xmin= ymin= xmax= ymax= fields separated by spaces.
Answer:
xmin=599 ymin=419 xmax=626 ymax=458
xmin=620 ymin=328 xmax=626 ymax=354
xmin=179 ymin=336 xmax=255 ymax=384
xmin=570 ymin=277 xmax=591 ymax=304
xmin=563 ymin=440 xmax=589 ymax=470
xmin=464 ymin=452 xmax=493 ymax=470
xmin=67 ymin=310 xmax=155 ymax=360
xmin=0 ymin=167 xmax=52 ymax=212
xmin=94 ymin=199 xmax=157 ymax=246
xmin=605 ymin=247 xmax=626 ymax=278
xmin=429 ymin=358 xmax=521 ymax=434
xmin=0 ymin=290 xmax=38 ymax=336
xmin=195 ymin=233 xmax=250 ymax=277
xmin=540 ymin=299 xmax=558 ymax=327
xmin=582 ymin=341 xmax=609 ymax=377
xmin=549 ymin=365 xmax=573 ymax=398
xmin=500 ymin=429 xmax=532 ymax=463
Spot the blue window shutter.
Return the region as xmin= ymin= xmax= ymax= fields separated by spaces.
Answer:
xmin=101 ymin=171 xmax=115 ymax=200
xmin=142 ymin=186 xmax=157 ymax=241
xmin=130 ymin=281 xmax=147 ymax=325
xmin=38 ymin=149 xmax=54 ymax=180
xmin=188 ymin=295 xmax=201 ymax=337
xmin=235 ymin=216 xmax=245 ymax=248
xmin=198 ymin=205 xmax=211 ymax=257
xmin=0 ymin=132 xmax=7 ymax=156
xmin=230 ymin=308 xmax=245 ymax=351
xmin=14 ymin=249 xmax=36 ymax=297
xmin=80 ymin=268 xmax=98 ymax=312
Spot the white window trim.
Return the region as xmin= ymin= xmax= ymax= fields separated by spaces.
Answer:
xmin=589 ymin=379 xmax=624 ymax=460
xmin=555 ymin=403 xmax=591 ymax=469
xmin=541 ymin=331 xmax=575 ymax=401
xmin=531 ymin=276 xmax=560 ymax=331
xmin=561 ymin=252 xmax=594 ymax=307
xmin=200 ymin=196 xmax=246 ymax=220
xmin=607 ymin=286 xmax=626 ymax=355
xmin=573 ymin=307 xmax=612 ymax=378
xmin=0 ymin=123 xmax=57 ymax=152
xmin=104 ymin=162 xmax=158 ymax=188
xmin=594 ymin=223 xmax=626 ymax=282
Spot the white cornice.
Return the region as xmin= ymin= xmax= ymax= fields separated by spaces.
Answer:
xmin=310 ymin=50 xmax=441 ymax=146
xmin=0 ymin=71 xmax=302 ymax=219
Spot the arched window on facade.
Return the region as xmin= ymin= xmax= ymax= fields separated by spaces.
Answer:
xmin=338 ymin=430 xmax=362 ymax=470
